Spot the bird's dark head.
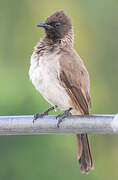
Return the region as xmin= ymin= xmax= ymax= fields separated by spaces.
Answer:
xmin=37 ymin=11 xmax=72 ymax=41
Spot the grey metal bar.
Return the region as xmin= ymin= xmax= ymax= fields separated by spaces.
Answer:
xmin=0 ymin=114 xmax=118 ymax=135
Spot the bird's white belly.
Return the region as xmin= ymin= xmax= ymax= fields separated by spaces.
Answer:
xmin=29 ymin=54 xmax=71 ymax=111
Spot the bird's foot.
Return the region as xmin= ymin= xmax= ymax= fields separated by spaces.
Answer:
xmin=33 ymin=105 xmax=58 ymax=123
xmin=56 ymin=107 xmax=72 ymax=127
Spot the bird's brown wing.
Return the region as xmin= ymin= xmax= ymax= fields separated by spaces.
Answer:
xmin=59 ymin=49 xmax=91 ymax=114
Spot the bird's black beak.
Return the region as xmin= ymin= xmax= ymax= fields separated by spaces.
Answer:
xmin=36 ymin=22 xmax=53 ymax=30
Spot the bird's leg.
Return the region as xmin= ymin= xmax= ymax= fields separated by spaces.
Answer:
xmin=56 ymin=107 xmax=72 ymax=128
xmin=33 ymin=105 xmax=58 ymax=123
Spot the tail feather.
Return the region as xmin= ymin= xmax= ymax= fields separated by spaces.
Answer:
xmin=76 ymin=134 xmax=94 ymax=174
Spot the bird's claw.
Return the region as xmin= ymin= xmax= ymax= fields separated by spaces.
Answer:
xmin=33 ymin=105 xmax=58 ymax=123
xmin=33 ymin=112 xmax=48 ymax=123
xmin=56 ymin=108 xmax=72 ymax=127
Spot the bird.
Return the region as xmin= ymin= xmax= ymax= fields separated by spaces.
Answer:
xmin=29 ymin=10 xmax=93 ymax=174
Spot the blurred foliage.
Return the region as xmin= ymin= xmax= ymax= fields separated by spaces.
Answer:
xmin=0 ymin=0 xmax=118 ymax=179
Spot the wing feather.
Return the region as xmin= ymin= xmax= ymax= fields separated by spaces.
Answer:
xmin=59 ymin=49 xmax=91 ymax=114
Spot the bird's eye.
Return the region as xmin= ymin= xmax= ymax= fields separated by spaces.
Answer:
xmin=55 ymin=23 xmax=61 ymax=28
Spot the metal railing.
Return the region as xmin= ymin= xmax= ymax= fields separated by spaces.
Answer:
xmin=0 ymin=114 xmax=118 ymax=135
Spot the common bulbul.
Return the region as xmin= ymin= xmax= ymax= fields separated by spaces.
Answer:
xmin=29 ymin=10 xmax=94 ymax=173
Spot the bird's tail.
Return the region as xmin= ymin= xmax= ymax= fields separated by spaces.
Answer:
xmin=76 ymin=134 xmax=94 ymax=174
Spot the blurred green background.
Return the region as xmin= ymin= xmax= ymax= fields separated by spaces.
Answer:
xmin=0 ymin=0 xmax=118 ymax=179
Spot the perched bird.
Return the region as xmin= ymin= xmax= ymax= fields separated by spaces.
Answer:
xmin=29 ymin=10 xmax=93 ymax=173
